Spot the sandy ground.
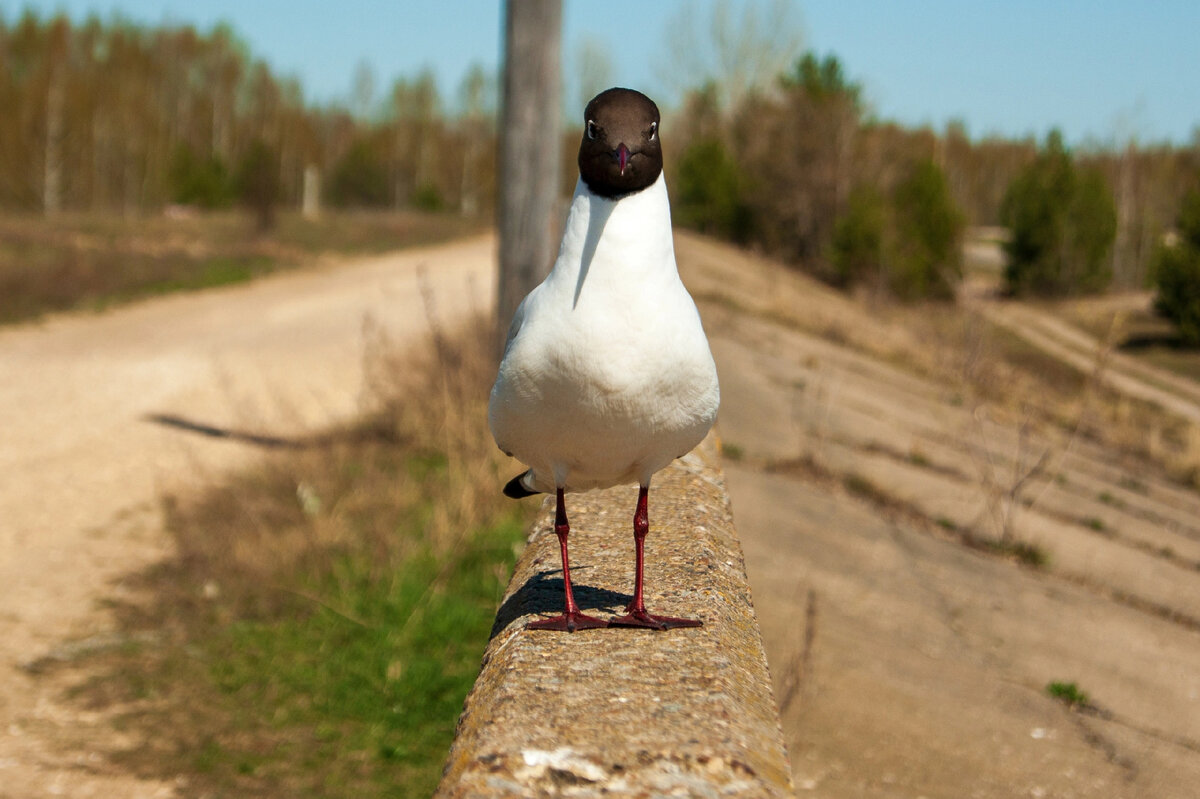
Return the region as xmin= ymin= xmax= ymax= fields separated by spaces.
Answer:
xmin=676 ymin=233 xmax=1200 ymax=798
xmin=0 ymin=235 xmax=495 ymax=798
xmin=3 ymin=229 xmax=1200 ymax=797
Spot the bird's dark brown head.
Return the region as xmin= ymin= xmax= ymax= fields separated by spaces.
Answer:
xmin=578 ymin=87 xmax=662 ymax=198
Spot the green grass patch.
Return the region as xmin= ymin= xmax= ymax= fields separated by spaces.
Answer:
xmin=986 ymin=539 xmax=1050 ymax=569
xmin=843 ymin=472 xmax=891 ymax=505
xmin=1046 ymin=680 xmax=1090 ymax=709
xmin=721 ymin=442 xmax=745 ymax=461
xmin=86 ymin=255 xmax=278 ymax=311
xmin=183 ymin=517 xmax=525 ymax=796
xmin=79 ymin=512 xmax=526 ymax=798
xmin=907 ymin=450 xmax=931 ymax=468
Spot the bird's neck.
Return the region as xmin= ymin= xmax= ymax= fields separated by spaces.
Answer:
xmin=551 ymin=173 xmax=676 ymax=292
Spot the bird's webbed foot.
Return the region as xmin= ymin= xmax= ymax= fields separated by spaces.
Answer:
xmin=526 ymin=610 xmax=610 ymax=632
xmin=608 ymin=607 xmax=702 ymax=630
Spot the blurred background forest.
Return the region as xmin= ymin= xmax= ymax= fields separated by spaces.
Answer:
xmin=2 ymin=7 xmax=1200 ymax=332
xmin=0 ymin=12 xmax=494 ymax=218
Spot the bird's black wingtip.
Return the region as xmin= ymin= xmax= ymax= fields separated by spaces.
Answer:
xmin=502 ymin=472 xmax=539 ymax=499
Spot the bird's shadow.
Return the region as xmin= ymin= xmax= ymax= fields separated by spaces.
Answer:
xmin=143 ymin=412 xmax=311 ymax=449
xmin=573 ymin=196 xmax=615 ymax=308
xmin=489 ymin=567 xmax=630 ymax=640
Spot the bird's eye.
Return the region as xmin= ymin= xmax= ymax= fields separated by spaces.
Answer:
xmin=586 ymin=120 xmax=599 ymax=140
xmin=648 ymin=121 xmax=658 ymax=140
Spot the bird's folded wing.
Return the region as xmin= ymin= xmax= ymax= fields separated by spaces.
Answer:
xmin=501 ymin=291 xmax=534 ymax=357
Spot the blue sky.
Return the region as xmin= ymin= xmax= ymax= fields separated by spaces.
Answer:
xmin=5 ymin=0 xmax=1199 ymax=146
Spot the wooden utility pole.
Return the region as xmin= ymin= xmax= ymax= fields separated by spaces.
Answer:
xmin=496 ymin=0 xmax=562 ymax=354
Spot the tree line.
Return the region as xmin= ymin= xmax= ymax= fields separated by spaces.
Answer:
xmin=668 ymin=51 xmax=1200 ymax=314
xmin=0 ymin=11 xmax=497 ymax=220
xmin=4 ymin=12 xmax=1198 ymax=336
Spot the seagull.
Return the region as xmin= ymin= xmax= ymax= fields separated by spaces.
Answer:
xmin=488 ymin=87 xmax=720 ymax=632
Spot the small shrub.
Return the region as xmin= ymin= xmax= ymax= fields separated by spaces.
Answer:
xmin=987 ymin=540 xmax=1049 ymax=568
xmin=410 ymin=182 xmax=445 ymax=212
xmin=1046 ymin=680 xmax=1090 ymax=708
xmin=328 ymin=139 xmax=391 ymax=208
xmin=1178 ymin=188 xmax=1200 ymax=249
xmin=888 ymin=158 xmax=963 ymax=300
xmin=674 ymin=136 xmax=754 ymax=244
xmin=168 ymin=145 xmax=235 ymax=209
xmin=830 ymin=186 xmax=886 ymax=290
xmin=1012 ymin=542 xmax=1049 ymax=568
xmin=1152 ymin=189 xmax=1200 ymax=346
xmin=830 ymin=159 xmax=963 ymax=301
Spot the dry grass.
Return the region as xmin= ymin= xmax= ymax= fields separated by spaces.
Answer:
xmin=49 ymin=313 xmax=530 ymax=797
xmin=1060 ymin=297 xmax=1200 ymax=383
xmin=897 ymin=303 xmax=1200 ymax=489
xmin=0 ymin=209 xmax=485 ymax=324
xmin=688 ymin=225 xmax=1200 ymax=489
xmin=686 ymin=231 xmax=1200 ymax=482
xmin=157 ymin=312 xmax=514 ymax=618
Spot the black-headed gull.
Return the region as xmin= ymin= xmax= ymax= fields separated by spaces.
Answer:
xmin=489 ymin=87 xmax=720 ymax=632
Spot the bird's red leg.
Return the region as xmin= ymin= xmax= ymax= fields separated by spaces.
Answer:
xmin=609 ymin=485 xmax=702 ymax=630
xmin=527 ymin=487 xmax=608 ymax=632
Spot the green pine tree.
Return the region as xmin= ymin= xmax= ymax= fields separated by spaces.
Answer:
xmin=1000 ymin=131 xmax=1116 ymax=296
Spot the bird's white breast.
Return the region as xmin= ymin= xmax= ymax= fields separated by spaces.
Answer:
xmin=489 ymin=175 xmax=720 ymax=492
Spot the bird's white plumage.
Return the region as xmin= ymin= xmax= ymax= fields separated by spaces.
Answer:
xmin=489 ymin=173 xmax=720 ymax=493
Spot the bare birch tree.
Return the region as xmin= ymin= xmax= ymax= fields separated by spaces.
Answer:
xmin=574 ymin=36 xmax=613 ymax=112
xmin=457 ymin=63 xmax=494 ymax=218
xmin=41 ymin=17 xmax=68 ymax=215
xmin=660 ymin=0 xmax=803 ymax=112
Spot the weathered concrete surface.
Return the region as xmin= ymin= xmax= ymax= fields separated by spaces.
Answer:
xmin=436 ymin=435 xmax=794 ymax=797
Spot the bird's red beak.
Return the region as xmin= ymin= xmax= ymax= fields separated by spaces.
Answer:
xmin=617 ymin=143 xmax=630 ymax=175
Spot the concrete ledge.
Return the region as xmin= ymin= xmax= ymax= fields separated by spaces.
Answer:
xmin=436 ymin=435 xmax=794 ymax=797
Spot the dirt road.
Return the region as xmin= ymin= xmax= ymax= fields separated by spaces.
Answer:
xmin=0 ymin=235 xmax=495 ymax=798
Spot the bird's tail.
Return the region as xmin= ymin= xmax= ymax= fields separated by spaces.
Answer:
xmin=502 ymin=471 xmax=539 ymax=499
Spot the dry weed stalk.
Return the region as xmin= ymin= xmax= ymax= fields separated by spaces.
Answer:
xmin=962 ymin=309 xmax=1116 ymax=546
xmin=777 ymin=588 xmax=818 ymax=718
xmin=968 ymin=409 xmax=1052 ymax=545
xmin=164 ymin=306 xmax=511 ymax=619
